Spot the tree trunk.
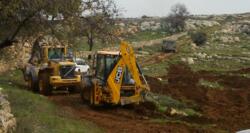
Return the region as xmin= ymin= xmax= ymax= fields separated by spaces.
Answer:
xmin=87 ymin=31 xmax=94 ymax=51
xmin=0 ymin=39 xmax=14 ymax=49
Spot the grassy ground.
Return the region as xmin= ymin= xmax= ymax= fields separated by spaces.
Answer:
xmin=0 ymin=71 xmax=102 ymax=133
xmin=125 ymin=30 xmax=168 ymax=42
xmin=72 ymin=30 xmax=168 ymax=51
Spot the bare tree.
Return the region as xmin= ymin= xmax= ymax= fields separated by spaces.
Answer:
xmin=163 ymin=3 xmax=189 ymax=33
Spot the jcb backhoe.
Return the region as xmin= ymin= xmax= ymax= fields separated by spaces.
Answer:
xmin=81 ymin=41 xmax=150 ymax=106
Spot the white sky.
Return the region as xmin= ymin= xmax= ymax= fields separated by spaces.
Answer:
xmin=115 ymin=0 xmax=250 ymax=17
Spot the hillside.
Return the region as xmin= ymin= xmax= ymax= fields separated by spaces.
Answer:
xmin=0 ymin=12 xmax=250 ymax=133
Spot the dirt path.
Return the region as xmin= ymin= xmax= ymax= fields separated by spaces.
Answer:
xmin=140 ymin=53 xmax=172 ymax=67
xmin=48 ymin=94 xmax=203 ymax=133
xmin=101 ymin=32 xmax=187 ymax=51
xmin=132 ymin=32 xmax=187 ymax=49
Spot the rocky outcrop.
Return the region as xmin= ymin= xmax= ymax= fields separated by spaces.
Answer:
xmin=185 ymin=19 xmax=220 ymax=30
xmin=140 ymin=21 xmax=161 ymax=31
xmin=116 ymin=18 xmax=162 ymax=35
xmin=0 ymin=88 xmax=16 ymax=133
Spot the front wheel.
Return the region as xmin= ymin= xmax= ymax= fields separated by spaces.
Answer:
xmin=38 ymin=72 xmax=52 ymax=96
xmin=68 ymin=86 xmax=81 ymax=94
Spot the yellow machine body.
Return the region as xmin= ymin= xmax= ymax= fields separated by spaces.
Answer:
xmin=25 ymin=45 xmax=81 ymax=95
xmin=81 ymin=41 xmax=149 ymax=105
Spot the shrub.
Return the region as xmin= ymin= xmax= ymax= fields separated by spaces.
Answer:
xmin=191 ymin=32 xmax=207 ymax=46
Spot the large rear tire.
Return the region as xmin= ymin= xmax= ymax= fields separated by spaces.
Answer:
xmin=38 ymin=72 xmax=52 ymax=96
xmin=68 ymin=86 xmax=81 ymax=94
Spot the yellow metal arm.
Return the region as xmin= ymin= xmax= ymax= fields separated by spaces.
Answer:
xmin=107 ymin=41 xmax=148 ymax=104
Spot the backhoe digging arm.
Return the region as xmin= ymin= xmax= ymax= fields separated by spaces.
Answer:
xmin=106 ymin=41 xmax=150 ymax=104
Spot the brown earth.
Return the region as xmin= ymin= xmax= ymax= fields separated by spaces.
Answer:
xmin=47 ymin=63 xmax=250 ymax=133
xmin=49 ymin=94 xmax=216 ymax=133
xmin=44 ymin=61 xmax=250 ymax=133
xmin=147 ymin=64 xmax=250 ymax=132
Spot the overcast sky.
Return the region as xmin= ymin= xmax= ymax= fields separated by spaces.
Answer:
xmin=116 ymin=0 xmax=250 ymax=18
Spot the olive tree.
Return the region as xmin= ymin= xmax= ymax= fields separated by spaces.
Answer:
xmin=0 ymin=0 xmax=82 ymax=49
xmin=75 ymin=0 xmax=119 ymax=51
xmin=163 ymin=3 xmax=189 ymax=33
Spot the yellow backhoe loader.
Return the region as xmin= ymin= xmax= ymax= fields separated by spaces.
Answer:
xmin=81 ymin=41 xmax=150 ymax=106
xmin=23 ymin=43 xmax=81 ymax=95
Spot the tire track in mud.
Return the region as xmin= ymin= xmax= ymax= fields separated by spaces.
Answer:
xmin=48 ymin=94 xmax=198 ymax=133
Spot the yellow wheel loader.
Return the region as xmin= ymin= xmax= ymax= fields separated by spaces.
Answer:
xmin=81 ymin=41 xmax=150 ymax=106
xmin=23 ymin=43 xmax=81 ymax=95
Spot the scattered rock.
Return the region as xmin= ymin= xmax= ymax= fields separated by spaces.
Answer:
xmin=181 ymin=57 xmax=195 ymax=65
xmin=168 ymin=108 xmax=187 ymax=116
xmin=234 ymin=37 xmax=240 ymax=42
xmin=219 ymin=36 xmax=240 ymax=43
xmin=157 ymin=78 xmax=162 ymax=81
xmin=181 ymin=58 xmax=187 ymax=63
xmin=141 ymin=116 xmax=149 ymax=120
xmin=187 ymin=57 xmax=194 ymax=65
xmin=196 ymin=53 xmax=207 ymax=59
xmin=190 ymin=43 xmax=197 ymax=49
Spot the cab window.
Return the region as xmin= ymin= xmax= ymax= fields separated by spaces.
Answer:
xmin=48 ymin=48 xmax=64 ymax=59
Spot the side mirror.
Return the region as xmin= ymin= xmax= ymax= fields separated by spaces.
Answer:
xmin=88 ymin=55 xmax=92 ymax=60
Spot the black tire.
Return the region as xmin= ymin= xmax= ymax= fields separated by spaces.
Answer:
xmin=80 ymin=77 xmax=92 ymax=104
xmin=68 ymin=86 xmax=80 ymax=94
xmin=38 ymin=72 xmax=52 ymax=96
xmin=80 ymin=86 xmax=91 ymax=104
xmin=27 ymin=74 xmax=39 ymax=92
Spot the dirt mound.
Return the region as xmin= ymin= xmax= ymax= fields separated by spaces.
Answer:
xmin=147 ymin=64 xmax=250 ymax=132
xmin=218 ymin=75 xmax=250 ymax=89
xmin=235 ymin=67 xmax=250 ymax=73
xmin=147 ymin=64 xmax=207 ymax=104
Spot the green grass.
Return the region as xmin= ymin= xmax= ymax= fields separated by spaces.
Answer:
xmin=125 ymin=30 xmax=168 ymax=43
xmin=0 ymin=71 xmax=103 ymax=133
xmin=198 ymin=79 xmax=224 ymax=90
xmin=142 ymin=61 xmax=169 ymax=77
xmin=145 ymin=92 xmax=201 ymax=117
xmin=72 ymin=37 xmax=117 ymax=51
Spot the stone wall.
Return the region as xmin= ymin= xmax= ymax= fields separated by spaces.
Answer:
xmin=0 ymin=88 xmax=16 ymax=133
xmin=0 ymin=39 xmax=32 ymax=74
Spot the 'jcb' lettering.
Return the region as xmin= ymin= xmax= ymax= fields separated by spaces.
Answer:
xmin=115 ymin=67 xmax=123 ymax=83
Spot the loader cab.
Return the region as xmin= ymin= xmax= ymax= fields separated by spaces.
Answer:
xmin=41 ymin=46 xmax=67 ymax=62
